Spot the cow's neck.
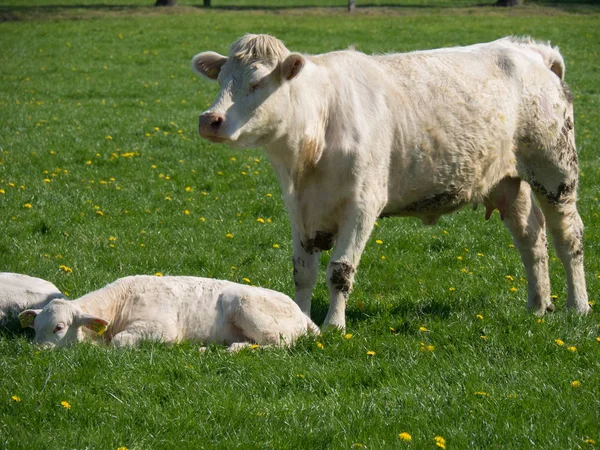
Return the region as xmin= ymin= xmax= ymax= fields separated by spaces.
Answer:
xmin=265 ymin=68 xmax=331 ymax=192
xmin=75 ymin=278 xmax=130 ymax=325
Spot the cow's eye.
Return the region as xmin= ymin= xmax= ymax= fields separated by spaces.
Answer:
xmin=53 ymin=324 xmax=64 ymax=333
xmin=249 ymin=82 xmax=262 ymax=93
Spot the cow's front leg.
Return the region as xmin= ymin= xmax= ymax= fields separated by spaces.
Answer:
xmin=292 ymin=230 xmax=321 ymax=317
xmin=323 ymin=208 xmax=379 ymax=331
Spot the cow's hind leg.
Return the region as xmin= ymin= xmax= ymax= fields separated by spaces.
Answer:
xmin=532 ymin=186 xmax=589 ymax=313
xmin=500 ymin=181 xmax=553 ymax=315
xmin=230 ymin=295 xmax=309 ymax=347
xmin=522 ymin=113 xmax=590 ymax=313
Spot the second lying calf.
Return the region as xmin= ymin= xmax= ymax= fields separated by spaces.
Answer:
xmin=19 ymin=275 xmax=319 ymax=349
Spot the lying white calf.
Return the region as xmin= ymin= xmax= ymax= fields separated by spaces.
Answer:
xmin=0 ymin=273 xmax=65 ymax=329
xmin=19 ymin=275 xmax=319 ymax=349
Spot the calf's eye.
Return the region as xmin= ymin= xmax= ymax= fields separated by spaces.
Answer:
xmin=53 ymin=324 xmax=64 ymax=333
xmin=249 ymin=82 xmax=261 ymax=93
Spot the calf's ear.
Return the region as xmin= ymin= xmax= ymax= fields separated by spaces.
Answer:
xmin=281 ymin=53 xmax=305 ymax=81
xmin=192 ymin=51 xmax=228 ymax=80
xmin=77 ymin=314 xmax=110 ymax=336
xmin=19 ymin=309 xmax=42 ymax=328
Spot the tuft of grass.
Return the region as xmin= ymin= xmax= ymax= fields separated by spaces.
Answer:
xmin=1 ymin=3 xmax=599 ymax=448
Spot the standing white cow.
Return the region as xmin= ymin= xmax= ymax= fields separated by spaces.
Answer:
xmin=19 ymin=275 xmax=319 ymax=349
xmin=0 ymin=273 xmax=65 ymax=330
xmin=192 ymin=34 xmax=589 ymax=330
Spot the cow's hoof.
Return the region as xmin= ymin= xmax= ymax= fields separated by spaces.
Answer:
xmin=567 ymin=303 xmax=592 ymax=315
xmin=320 ymin=322 xmax=346 ymax=333
xmin=546 ymin=303 xmax=555 ymax=313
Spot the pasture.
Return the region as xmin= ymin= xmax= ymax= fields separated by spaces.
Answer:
xmin=1 ymin=2 xmax=599 ymax=448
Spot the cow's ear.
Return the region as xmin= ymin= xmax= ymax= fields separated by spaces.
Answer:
xmin=192 ymin=51 xmax=228 ymax=80
xmin=281 ymin=53 xmax=305 ymax=81
xmin=77 ymin=314 xmax=110 ymax=336
xmin=19 ymin=309 xmax=41 ymax=328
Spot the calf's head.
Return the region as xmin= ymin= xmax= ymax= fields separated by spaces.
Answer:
xmin=19 ymin=299 xmax=110 ymax=348
xmin=192 ymin=34 xmax=305 ymax=148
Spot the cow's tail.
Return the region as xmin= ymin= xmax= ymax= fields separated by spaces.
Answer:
xmin=505 ymin=36 xmax=565 ymax=80
xmin=532 ymin=42 xmax=565 ymax=80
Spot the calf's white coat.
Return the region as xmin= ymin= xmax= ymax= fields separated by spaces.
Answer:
xmin=0 ymin=273 xmax=64 ymax=328
xmin=20 ymin=275 xmax=318 ymax=349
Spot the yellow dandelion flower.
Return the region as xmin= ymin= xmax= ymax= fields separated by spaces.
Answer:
xmin=44 ymin=178 xmax=51 ymax=183
xmin=23 ymin=203 xmax=32 ymax=209
xmin=225 ymin=233 xmax=233 ymax=239
xmin=381 ymin=255 xmax=386 ymax=260
xmin=105 ymin=135 xmax=112 ymax=140
xmin=571 ymin=380 xmax=581 ymax=388
xmin=200 ymin=217 xmax=206 ymax=222
xmin=419 ymin=326 xmax=428 ymax=332
xmin=185 ymin=186 xmax=192 ymax=192
xmin=476 ymin=314 xmax=484 ymax=320
xmin=435 ymin=436 xmax=446 ymax=449
xmin=273 ymin=243 xmax=280 ymax=249
xmin=0 ymin=189 xmax=4 ymax=194
xmin=60 ymin=401 xmax=71 ymax=409
xmin=375 ymin=239 xmax=383 ymax=245
xmin=184 ymin=210 xmax=190 ymax=215
xmin=11 ymin=395 xmax=21 ymax=403
xmin=59 ymin=265 xmax=73 ymax=273
xmin=555 ymin=339 xmax=565 ymax=346
xmin=242 ymin=277 xmax=251 ymax=283
xmin=480 ymin=335 xmax=487 ymax=340
xmin=506 ymin=275 xmax=514 ymax=281
xmin=317 ymin=342 xmax=324 ymax=349
xmin=266 ymin=193 xmax=272 ymax=197
xmin=117 ymin=447 xmax=128 ymax=450
xmin=366 ymin=350 xmax=376 ymax=356
xmin=510 ymin=287 xmax=518 ymax=292
xmin=477 ymin=252 xmax=484 ymax=257
xmin=267 ymin=218 xmax=272 ymax=223
xmin=585 ymin=439 xmax=595 ymax=445
xmin=249 ymin=344 xmax=259 ymax=349
xmin=567 ymin=346 xmax=577 ymax=352
xmin=108 ymin=236 xmax=117 ymax=241
xmin=256 ymin=217 xmax=265 ymax=223
xmin=457 ymin=256 xmax=463 ymax=260
xmin=449 ymin=287 xmax=456 ymax=292
xmin=474 ymin=391 xmax=489 ymax=397
xmin=155 ymin=272 xmax=163 ymax=277
xmin=596 ymin=337 xmax=600 ymax=342
xmin=165 ymin=196 xmax=172 ymax=201
xmin=398 ymin=432 xmax=412 ymax=441
xmin=345 ymin=333 xmax=353 ymax=339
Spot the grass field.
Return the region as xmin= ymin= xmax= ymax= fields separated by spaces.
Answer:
xmin=1 ymin=2 xmax=600 ymax=448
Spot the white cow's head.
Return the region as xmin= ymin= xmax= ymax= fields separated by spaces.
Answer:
xmin=19 ymin=299 xmax=110 ymax=348
xmin=192 ymin=34 xmax=305 ymax=148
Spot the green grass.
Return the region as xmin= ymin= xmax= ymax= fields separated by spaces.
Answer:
xmin=1 ymin=4 xmax=600 ymax=449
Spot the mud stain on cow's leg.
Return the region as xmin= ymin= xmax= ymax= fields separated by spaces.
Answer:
xmin=329 ymin=261 xmax=355 ymax=295
xmin=301 ymin=231 xmax=334 ymax=254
